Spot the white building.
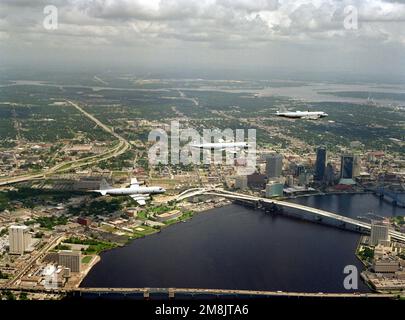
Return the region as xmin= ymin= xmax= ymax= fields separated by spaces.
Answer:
xmin=370 ymin=221 xmax=390 ymax=246
xmin=58 ymin=250 xmax=81 ymax=273
xmin=234 ymin=175 xmax=248 ymax=190
xmin=9 ymin=225 xmax=31 ymax=255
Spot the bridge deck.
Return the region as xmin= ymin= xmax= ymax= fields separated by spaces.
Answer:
xmin=177 ymin=188 xmax=405 ymax=242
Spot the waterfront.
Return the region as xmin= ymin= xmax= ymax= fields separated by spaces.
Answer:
xmin=80 ymin=194 xmax=404 ymax=293
xmin=290 ymin=193 xmax=405 ymax=218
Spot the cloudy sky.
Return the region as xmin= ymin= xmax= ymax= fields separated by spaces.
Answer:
xmin=1 ymin=0 xmax=405 ymax=79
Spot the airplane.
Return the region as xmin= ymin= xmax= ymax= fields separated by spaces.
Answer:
xmin=189 ymin=139 xmax=250 ymax=154
xmin=275 ymin=110 xmax=328 ymax=120
xmin=92 ymin=178 xmax=166 ymax=206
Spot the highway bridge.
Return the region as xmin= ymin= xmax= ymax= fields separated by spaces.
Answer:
xmin=0 ymin=100 xmax=130 ymax=187
xmin=1 ymin=286 xmax=400 ymax=299
xmin=375 ymin=186 xmax=405 ymax=207
xmin=176 ymin=188 xmax=405 ymax=243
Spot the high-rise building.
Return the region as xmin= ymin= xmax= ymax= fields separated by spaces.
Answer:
xmin=247 ymin=172 xmax=267 ymax=190
xmin=314 ymin=147 xmax=327 ymax=181
xmin=265 ymin=153 xmax=283 ymax=178
xmin=339 ymin=154 xmax=359 ymax=185
xmin=340 ymin=154 xmax=354 ymax=179
xmin=324 ymin=163 xmax=335 ymax=186
xmin=353 ymin=155 xmax=361 ymax=177
xmin=9 ymin=225 xmax=31 ymax=255
xmin=234 ymin=175 xmax=248 ymax=190
xmin=58 ymin=251 xmax=81 ymax=273
xmin=298 ymin=172 xmax=311 ymax=186
xmin=265 ymin=182 xmax=284 ymax=197
xmin=370 ymin=221 xmax=390 ymax=246
xmin=286 ymin=175 xmax=294 ymax=187
xmin=294 ymin=164 xmax=305 ymax=177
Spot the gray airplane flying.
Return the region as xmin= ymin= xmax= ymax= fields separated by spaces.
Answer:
xmin=275 ymin=110 xmax=328 ymax=120
xmin=190 ymin=139 xmax=250 ymax=154
xmin=92 ymin=178 xmax=166 ymax=206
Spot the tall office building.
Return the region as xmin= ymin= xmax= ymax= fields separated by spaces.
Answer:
xmin=339 ymin=154 xmax=359 ymax=185
xmin=314 ymin=147 xmax=327 ymax=181
xmin=234 ymin=175 xmax=248 ymax=190
xmin=294 ymin=164 xmax=305 ymax=177
xmin=58 ymin=251 xmax=81 ymax=273
xmin=265 ymin=153 xmax=283 ymax=178
xmin=370 ymin=221 xmax=390 ymax=246
xmin=340 ymin=154 xmax=354 ymax=179
xmin=265 ymin=182 xmax=284 ymax=197
xmin=324 ymin=163 xmax=335 ymax=186
xmin=353 ymin=155 xmax=361 ymax=178
xmin=9 ymin=225 xmax=31 ymax=255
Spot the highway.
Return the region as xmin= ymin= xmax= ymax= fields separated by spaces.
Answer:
xmin=2 ymin=286 xmax=401 ymax=299
xmin=0 ymin=100 xmax=130 ymax=187
xmin=5 ymin=235 xmax=64 ymax=287
xmin=177 ymin=188 xmax=405 ymax=243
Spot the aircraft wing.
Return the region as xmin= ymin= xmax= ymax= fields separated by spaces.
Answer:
xmin=130 ymin=178 xmax=140 ymax=187
xmin=225 ymin=148 xmax=240 ymax=154
xmin=129 ymin=194 xmax=149 ymax=206
xmin=302 ymin=115 xmax=321 ymax=120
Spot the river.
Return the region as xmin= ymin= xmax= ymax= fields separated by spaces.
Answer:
xmin=80 ymin=193 xmax=405 ymax=293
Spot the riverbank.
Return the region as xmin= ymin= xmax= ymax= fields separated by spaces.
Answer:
xmin=289 ymin=190 xmax=374 ymax=199
xmin=73 ymin=199 xmax=232 ymax=287
xmin=79 ymin=197 xmax=374 ymax=292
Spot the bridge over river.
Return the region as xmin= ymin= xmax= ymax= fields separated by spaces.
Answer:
xmin=1 ymin=286 xmax=400 ymax=299
xmin=176 ymin=188 xmax=405 ymax=243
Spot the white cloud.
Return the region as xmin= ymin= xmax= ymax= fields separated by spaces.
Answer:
xmin=0 ymin=0 xmax=404 ymax=74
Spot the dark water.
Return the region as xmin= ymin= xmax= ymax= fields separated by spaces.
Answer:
xmin=80 ymin=194 xmax=404 ymax=293
xmin=290 ymin=193 xmax=405 ymax=218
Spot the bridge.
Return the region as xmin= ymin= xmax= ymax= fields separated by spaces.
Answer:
xmin=176 ymin=188 xmax=405 ymax=243
xmin=375 ymin=186 xmax=405 ymax=207
xmin=1 ymin=286 xmax=399 ymax=299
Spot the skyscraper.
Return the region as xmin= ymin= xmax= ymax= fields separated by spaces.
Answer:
xmin=9 ymin=225 xmax=31 ymax=255
xmin=340 ymin=154 xmax=355 ymax=178
xmin=353 ymin=155 xmax=361 ymax=177
xmin=324 ymin=162 xmax=335 ymax=186
xmin=370 ymin=221 xmax=390 ymax=246
xmin=314 ymin=147 xmax=327 ymax=181
xmin=339 ymin=154 xmax=359 ymax=185
xmin=294 ymin=164 xmax=305 ymax=177
xmin=265 ymin=153 xmax=283 ymax=178
xmin=58 ymin=251 xmax=81 ymax=273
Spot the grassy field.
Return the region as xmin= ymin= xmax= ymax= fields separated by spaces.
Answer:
xmin=81 ymin=256 xmax=93 ymax=264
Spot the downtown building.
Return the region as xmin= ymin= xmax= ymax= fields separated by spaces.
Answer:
xmin=264 ymin=153 xmax=283 ymax=179
xmin=9 ymin=225 xmax=32 ymax=255
xmin=370 ymin=221 xmax=390 ymax=246
xmin=314 ymin=146 xmax=327 ymax=182
xmin=58 ymin=250 xmax=81 ymax=273
xmin=339 ymin=154 xmax=360 ymax=185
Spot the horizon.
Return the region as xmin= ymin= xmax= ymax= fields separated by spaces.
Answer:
xmin=1 ymin=0 xmax=405 ymax=82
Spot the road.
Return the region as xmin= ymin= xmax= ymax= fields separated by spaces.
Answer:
xmin=2 ymin=286 xmax=401 ymax=299
xmin=0 ymin=100 xmax=131 ymax=186
xmin=4 ymin=235 xmax=64 ymax=288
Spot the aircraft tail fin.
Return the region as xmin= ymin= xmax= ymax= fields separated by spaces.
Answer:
xmin=99 ymin=178 xmax=111 ymax=190
xmin=278 ymin=105 xmax=287 ymax=113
